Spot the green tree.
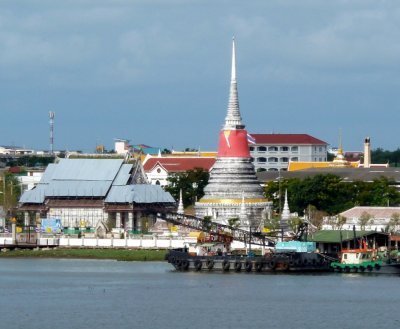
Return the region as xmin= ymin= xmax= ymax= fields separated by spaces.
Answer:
xmin=165 ymin=168 xmax=209 ymax=207
xmin=0 ymin=172 xmax=22 ymax=223
xmin=227 ymin=217 xmax=240 ymax=228
xmin=288 ymin=217 xmax=304 ymax=234
xmin=202 ymin=216 xmax=212 ymax=231
xmin=388 ymin=212 xmax=400 ymax=233
xmin=264 ymin=174 xmax=400 ymax=216
xmin=264 ymin=216 xmax=281 ymax=232
xmin=336 ymin=215 xmax=347 ymax=230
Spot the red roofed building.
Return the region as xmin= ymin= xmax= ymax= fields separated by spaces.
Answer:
xmin=248 ymin=133 xmax=328 ymax=172
xmin=142 ymin=155 xmax=216 ymax=186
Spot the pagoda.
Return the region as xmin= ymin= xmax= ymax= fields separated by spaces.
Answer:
xmin=195 ymin=39 xmax=271 ymax=229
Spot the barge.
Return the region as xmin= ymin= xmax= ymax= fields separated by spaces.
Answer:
xmin=166 ymin=239 xmax=336 ymax=273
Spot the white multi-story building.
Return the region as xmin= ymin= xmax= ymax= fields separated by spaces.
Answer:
xmin=249 ymin=134 xmax=328 ymax=171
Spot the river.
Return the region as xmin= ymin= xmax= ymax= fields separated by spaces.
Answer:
xmin=0 ymin=258 xmax=399 ymax=329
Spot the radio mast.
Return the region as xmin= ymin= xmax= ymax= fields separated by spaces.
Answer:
xmin=49 ymin=111 xmax=55 ymax=155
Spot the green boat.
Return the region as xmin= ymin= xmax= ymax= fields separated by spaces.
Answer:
xmin=331 ymin=246 xmax=383 ymax=272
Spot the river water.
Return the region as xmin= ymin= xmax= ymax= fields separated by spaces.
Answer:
xmin=0 ymin=258 xmax=399 ymax=329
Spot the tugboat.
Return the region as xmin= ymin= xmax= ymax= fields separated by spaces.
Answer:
xmin=330 ymin=240 xmax=382 ymax=273
xmin=330 ymin=234 xmax=400 ymax=274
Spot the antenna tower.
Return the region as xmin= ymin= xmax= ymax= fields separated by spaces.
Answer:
xmin=49 ymin=111 xmax=55 ymax=154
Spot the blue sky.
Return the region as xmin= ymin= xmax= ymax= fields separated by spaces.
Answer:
xmin=1 ymin=0 xmax=399 ymax=152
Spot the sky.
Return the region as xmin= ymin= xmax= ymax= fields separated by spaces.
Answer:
xmin=1 ymin=0 xmax=400 ymax=153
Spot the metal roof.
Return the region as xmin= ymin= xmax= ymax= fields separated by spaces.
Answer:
xmin=40 ymin=163 xmax=57 ymax=184
xmin=19 ymin=185 xmax=47 ymax=203
xmin=308 ymin=230 xmax=384 ymax=243
xmin=112 ymin=164 xmax=132 ymax=186
xmin=44 ymin=181 xmax=112 ymax=197
xmin=52 ymin=159 xmax=124 ymax=181
xmin=19 ymin=159 xmax=175 ymax=205
xmin=105 ymin=185 xmax=175 ymax=203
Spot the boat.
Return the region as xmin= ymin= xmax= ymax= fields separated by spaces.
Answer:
xmin=330 ymin=240 xmax=400 ymax=274
xmin=166 ymin=235 xmax=336 ymax=273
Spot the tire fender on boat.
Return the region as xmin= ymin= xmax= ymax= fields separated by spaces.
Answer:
xmin=268 ymin=260 xmax=276 ymax=270
xmin=206 ymin=259 xmax=214 ymax=270
xmin=245 ymin=261 xmax=253 ymax=272
xmin=234 ymin=261 xmax=242 ymax=272
xmin=194 ymin=259 xmax=202 ymax=271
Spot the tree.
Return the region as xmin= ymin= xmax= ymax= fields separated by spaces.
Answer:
xmin=227 ymin=217 xmax=240 ymax=228
xmin=388 ymin=212 xmax=400 ymax=233
xmin=306 ymin=205 xmax=327 ymax=229
xmin=336 ymin=215 xmax=347 ymax=230
xmin=263 ymin=216 xmax=281 ymax=233
xmin=358 ymin=211 xmax=373 ymax=230
xmin=165 ymin=168 xmax=209 ymax=207
xmin=202 ymin=216 xmax=212 ymax=231
xmin=264 ymin=174 xmax=400 ymax=216
xmin=288 ymin=217 xmax=304 ymax=234
xmin=0 ymin=172 xmax=22 ymax=223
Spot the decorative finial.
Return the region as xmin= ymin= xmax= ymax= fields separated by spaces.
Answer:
xmin=177 ymin=189 xmax=184 ymax=215
xmin=224 ymin=37 xmax=243 ymax=130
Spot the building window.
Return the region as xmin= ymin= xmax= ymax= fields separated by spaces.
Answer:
xmin=156 ymin=168 xmax=161 ymax=173
xmin=250 ymin=157 xmax=254 ymax=162
xmin=257 ymin=157 xmax=267 ymax=163
xmin=281 ymin=157 xmax=289 ymax=163
xmin=268 ymin=168 xmax=278 ymax=171
xmin=268 ymin=146 xmax=278 ymax=152
xmin=319 ymin=147 xmax=322 ymax=152
xmin=155 ymin=180 xmax=160 ymax=185
xmin=257 ymin=146 xmax=267 ymax=152
xmin=291 ymin=146 xmax=298 ymax=152
xmin=249 ymin=146 xmax=254 ymax=151
xmin=280 ymin=146 xmax=289 ymax=152
xmin=291 ymin=157 xmax=298 ymax=162
xmin=268 ymin=157 xmax=278 ymax=163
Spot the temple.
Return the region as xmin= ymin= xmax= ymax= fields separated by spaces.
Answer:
xmin=195 ymin=39 xmax=271 ymax=229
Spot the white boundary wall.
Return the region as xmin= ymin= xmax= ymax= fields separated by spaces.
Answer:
xmin=1 ymin=236 xmax=262 ymax=250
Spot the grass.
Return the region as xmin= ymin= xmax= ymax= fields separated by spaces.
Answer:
xmin=0 ymin=248 xmax=168 ymax=261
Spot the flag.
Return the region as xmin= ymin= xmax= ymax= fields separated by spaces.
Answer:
xmin=247 ymin=133 xmax=256 ymax=145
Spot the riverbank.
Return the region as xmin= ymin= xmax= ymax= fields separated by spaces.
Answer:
xmin=0 ymin=248 xmax=167 ymax=261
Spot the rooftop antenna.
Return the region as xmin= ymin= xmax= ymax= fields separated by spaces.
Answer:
xmin=49 ymin=111 xmax=55 ymax=155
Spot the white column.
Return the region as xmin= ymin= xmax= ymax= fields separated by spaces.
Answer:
xmin=116 ymin=212 xmax=121 ymax=231
xmin=128 ymin=212 xmax=133 ymax=232
xmin=137 ymin=211 xmax=142 ymax=233
xmin=24 ymin=212 xmax=30 ymax=226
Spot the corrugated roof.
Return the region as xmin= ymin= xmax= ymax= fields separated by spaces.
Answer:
xmin=340 ymin=207 xmax=400 ymax=219
xmin=52 ymin=159 xmax=124 ymax=181
xmin=19 ymin=185 xmax=47 ymax=203
xmin=19 ymin=159 xmax=175 ymax=205
xmin=105 ymin=185 xmax=175 ymax=203
xmin=250 ymin=134 xmax=327 ymax=145
xmin=44 ymin=181 xmax=112 ymax=197
xmin=40 ymin=163 xmax=57 ymax=184
xmin=112 ymin=164 xmax=132 ymax=186
xmin=308 ymin=230 xmax=381 ymax=243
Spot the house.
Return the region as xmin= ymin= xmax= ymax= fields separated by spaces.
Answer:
xmin=248 ymin=134 xmax=328 ymax=172
xmin=142 ymin=155 xmax=216 ymax=186
xmin=18 ymin=159 xmax=175 ymax=234
xmin=322 ymin=206 xmax=400 ymax=232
